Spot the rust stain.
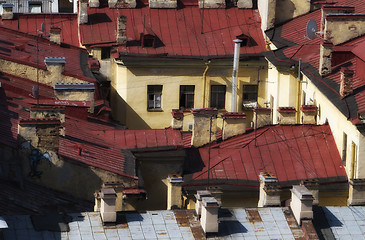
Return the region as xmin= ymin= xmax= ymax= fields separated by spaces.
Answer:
xmin=282 ymin=207 xmax=306 ymax=240
xmin=157 ymin=232 xmax=167 ymax=235
xmin=246 ymin=209 xmax=262 ymax=223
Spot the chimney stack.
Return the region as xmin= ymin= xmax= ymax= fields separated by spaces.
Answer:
xmin=195 ymin=190 xmax=212 ymax=216
xmin=78 ymin=0 xmax=88 ymax=25
xmin=253 ymin=108 xmax=272 ymax=129
xmin=198 ymin=0 xmax=225 ymax=8
xmin=222 ymin=112 xmax=246 ymax=140
xmin=278 ymin=107 xmax=297 ymax=125
xmin=300 ymin=179 xmax=319 ymax=205
xmin=200 ymin=197 xmax=220 ymax=234
xmin=258 ymin=172 xmax=281 ymax=207
xmin=171 ymin=109 xmax=183 ymax=130
xmin=191 ymin=108 xmax=217 ymax=147
xmin=44 ymin=57 xmax=66 ymax=85
xmin=117 ymin=16 xmax=127 ymax=45
xmin=50 ymin=26 xmax=62 ymax=45
xmin=2 ymin=3 xmax=14 ymax=20
xmin=89 ymin=0 xmax=100 ymax=7
xmin=290 ymin=185 xmax=314 ymax=225
xmin=300 ymin=105 xmax=317 ymax=124
xmin=347 ymin=179 xmax=365 ymax=205
xmin=149 ymin=0 xmax=177 ymax=8
xmin=167 ymin=174 xmax=183 ymax=210
xmin=340 ymin=68 xmax=354 ymax=98
xmin=319 ymin=40 xmax=333 ymax=76
xmin=100 ymin=188 xmax=117 ymax=223
xmin=109 ymin=0 xmax=137 ymax=8
xmin=18 ymin=118 xmax=61 ymax=152
xmin=237 ymin=0 xmax=252 ymax=9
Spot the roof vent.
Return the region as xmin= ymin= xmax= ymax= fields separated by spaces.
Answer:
xmin=140 ymin=33 xmax=156 ymax=48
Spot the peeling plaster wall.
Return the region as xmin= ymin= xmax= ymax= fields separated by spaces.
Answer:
xmin=325 ymin=18 xmax=365 ymax=45
xmin=0 ymin=58 xmax=90 ymax=87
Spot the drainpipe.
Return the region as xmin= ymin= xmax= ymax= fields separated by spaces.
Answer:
xmin=232 ymin=39 xmax=242 ymax=112
xmin=297 ymin=58 xmax=306 ymax=123
xmin=202 ymin=61 xmax=211 ymax=108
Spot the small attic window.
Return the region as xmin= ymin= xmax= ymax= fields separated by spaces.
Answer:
xmin=140 ymin=33 xmax=156 ymax=48
xmin=236 ymin=34 xmax=251 ymax=47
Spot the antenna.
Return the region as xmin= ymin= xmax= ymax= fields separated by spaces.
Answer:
xmin=306 ymin=19 xmax=318 ymax=40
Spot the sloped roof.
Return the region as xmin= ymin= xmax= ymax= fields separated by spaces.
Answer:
xmin=184 ymin=124 xmax=346 ymax=187
xmin=79 ymin=4 xmax=266 ymax=58
xmin=0 ymin=26 xmax=95 ymax=83
xmin=265 ymin=0 xmax=365 ymax=120
xmin=0 ymin=13 xmax=79 ymax=47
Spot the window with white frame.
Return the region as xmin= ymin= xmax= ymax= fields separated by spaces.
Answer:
xmin=147 ymin=85 xmax=162 ymax=110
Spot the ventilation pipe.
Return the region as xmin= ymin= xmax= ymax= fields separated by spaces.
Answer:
xmin=231 ymin=39 xmax=242 ymax=112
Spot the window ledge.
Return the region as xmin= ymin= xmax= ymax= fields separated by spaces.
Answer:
xmin=147 ymin=108 xmax=163 ymax=112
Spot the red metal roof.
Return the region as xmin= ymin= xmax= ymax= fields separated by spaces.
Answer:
xmin=79 ymin=6 xmax=266 ymax=58
xmin=0 ymin=26 xmax=95 ymax=83
xmin=0 ymin=13 xmax=79 ymax=47
xmin=92 ymin=129 xmax=184 ymax=151
xmin=266 ymin=0 xmax=365 ymax=120
xmin=184 ymin=125 xmax=346 ymax=186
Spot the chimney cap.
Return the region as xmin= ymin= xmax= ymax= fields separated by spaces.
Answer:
xmin=340 ymin=67 xmax=354 ymax=75
xmin=278 ymin=107 xmax=297 ymax=113
xmin=44 ymin=57 xmax=66 ymax=64
xmin=259 ymin=172 xmax=278 ymax=182
xmin=254 ymin=107 xmax=271 ymax=112
xmin=222 ymin=112 xmax=246 ymax=119
xmin=2 ymin=3 xmax=14 ymax=8
xmin=291 ymin=185 xmax=314 ymax=200
xmin=100 ymin=188 xmax=117 ymax=198
xmin=300 ymin=105 xmax=317 ymax=112
xmin=168 ymin=174 xmax=183 ymax=183
xmin=191 ymin=108 xmax=218 ymax=115
xmin=202 ymin=197 xmax=220 ymax=207
xmin=196 ymin=190 xmax=212 ymax=200
xmin=171 ymin=109 xmax=184 ymax=118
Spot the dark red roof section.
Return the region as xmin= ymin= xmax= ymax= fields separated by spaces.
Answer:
xmin=0 ymin=26 xmax=96 ymax=83
xmin=265 ymin=0 xmax=365 ymax=120
xmin=79 ymin=6 xmax=266 ymax=57
xmin=92 ymin=129 xmax=184 ymax=151
xmin=0 ymin=13 xmax=79 ymax=47
xmin=184 ymin=125 xmax=346 ymax=186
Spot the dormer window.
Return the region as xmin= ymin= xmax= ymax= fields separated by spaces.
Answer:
xmin=236 ymin=34 xmax=251 ymax=47
xmin=140 ymin=33 xmax=156 ymax=48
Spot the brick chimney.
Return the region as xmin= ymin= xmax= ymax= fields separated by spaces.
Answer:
xmin=30 ymin=106 xmax=66 ymax=136
xmin=54 ymin=83 xmax=95 ymax=113
xmin=149 ymin=0 xmax=177 ymax=8
xmin=339 ymin=68 xmax=354 ymax=98
xmin=300 ymin=179 xmax=319 ymax=205
xmin=200 ymin=197 xmax=220 ymax=234
xmin=258 ymin=172 xmax=281 ymax=207
xmin=78 ymin=0 xmax=88 ymax=25
xmin=253 ymin=108 xmax=272 ymax=129
xmin=237 ymin=0 xmax=252 ymax=9
xmin=191 ymin=108 xmax=217 ymax=147
xmin=171 ymin=109 xmax=183 ymax=130
xmin=278 ymin=107 xmax=297 ymax=125
xmin=300 ymin=105 xmax=317 ymax=124
xmin=44 ymin=57 xmax=66 ymax=85
xmin=100 ymin=188 xmax=117 ymax=223
xmin=50 ymin=26 xmax=61 ymax=45
xmin=198 ymin=0 xmax=225 ymax=9
xmin=2 ymin=3 xmax=14 ymax=20
xmin=109 ymin=0 xmax=137 ymax=8
xmin=89 ymin=0 xmax=100 ymax=7
xmin=18 ymin=118 xmax=61 ymax=152
xmin=167 ymin=174 xmax=183 ymax=210
xmin=117 ymin=16 xmax=127 ymax=45
xmin=290 ymin=185 xmax=314 ymax=225
xmin=319 ymin=40 xmax=333 ymax=76
xmin=323 ymin=13 xmax=365 ymax=46
xmin=222 ymin=112 xmax=246 ymax=140
xmin=195 ymin=190 xmax=212 ymax=216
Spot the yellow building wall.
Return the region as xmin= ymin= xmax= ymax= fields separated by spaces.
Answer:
xmin=112 ymin=59 xmax=268 ymax=130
